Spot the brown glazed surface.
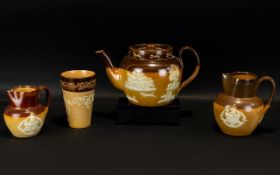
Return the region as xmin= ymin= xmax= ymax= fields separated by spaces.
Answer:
xmin=213 ymin=72 xmax=276 ymax=136
xmin=60 ymin=70 xmax=96 ymax=92
xmin=96 ymin=43 xmax=200 ymax=107
xmin=60 ymin=70 xmax=96 ymax=128
xmin=5 ymin=85 xmax=50 ymax=117
xmin=4 ymin=85 xmax=50 ymax=138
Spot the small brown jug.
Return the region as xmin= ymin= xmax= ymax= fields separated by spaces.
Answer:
xmin=4 ymin=85 xmax=50 ymax=138
xmin=213 ymin=72 xmax=276 ymax=136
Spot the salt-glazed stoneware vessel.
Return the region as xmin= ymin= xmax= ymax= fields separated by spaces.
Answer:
xmin=4 ymin=85 xmax=50 ymax=138
xmin=60 ymin=70 xmax=96 ymax=129
xmin=96 ymin=43 xmax=200 ymax=107
xmin=214 ymin=72 xmax=276 ymax=136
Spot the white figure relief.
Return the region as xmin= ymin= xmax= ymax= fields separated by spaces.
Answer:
xmin=8 ymin=91 xmax=24 ymax=107
xmin=126 ymin=95 xmax=138 ymax=103
xmin=158 ymin=64 xmax=180 ymax=104
xmin=17 ymin=112 xmax=43 ymax=136
xmin=166 ymin=64 xmax=180 ymax=91
xmin=158 ymin=91 xmax=175 ymax=104
xmin=125 ymin=69 xmax=156 ymax=97
xmin=66 ymin=93 xmax=95 ymax=115
xmin=220 ymin=105 xmax=247 ymax=128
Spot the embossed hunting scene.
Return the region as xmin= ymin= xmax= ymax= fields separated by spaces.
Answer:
xmin=96 ymin=43 xmax=200 ymax=107
xmin=0 ymin=44 xmax=277 ymax=138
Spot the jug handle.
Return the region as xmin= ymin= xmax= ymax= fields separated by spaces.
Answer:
xmin=177 ymin=46 xmax=201 ymax=92
xmin=38 ymin=86 xmax=50 ymax=107
xmin=256 ymin=76 xmax=276 ymax=114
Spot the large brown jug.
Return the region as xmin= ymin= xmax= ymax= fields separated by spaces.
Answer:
xmin=213 ymin=72 xmax=276 ymax=136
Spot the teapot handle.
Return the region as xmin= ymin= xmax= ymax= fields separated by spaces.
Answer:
xmin=177 ymin=46 xmax=201 ymax=92
xmin=256 ymin=76 xmax=276 ymax=113
xmin=38 ymin=86 xmax=50 ymax=107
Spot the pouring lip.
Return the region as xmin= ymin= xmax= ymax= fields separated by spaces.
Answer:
xmin=7 ymin=85 xmax=38 ymax=93
xmin=222 ymin=71 xmax=257 ymax=83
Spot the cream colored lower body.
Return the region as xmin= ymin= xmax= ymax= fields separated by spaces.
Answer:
xmin=62 ymin=89 xmax=94 ymax=128
xmin=4 ymin=107 xmax=48 ymax=138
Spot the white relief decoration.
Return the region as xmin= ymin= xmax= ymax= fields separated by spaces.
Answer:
xmin=158 ymin=64 xmax=180 ymax=104
xmin=17 ymin=112 xmax=43 ymax=136
xmin=66 ymin=93 xmax=95 ymax=115
xmin=8 ymin=91 xmax=24 ymax=107
xmin=169 ymin=64 xmax=180 ymax=81
xmin=140 ymin=92 xmax=156 ymax=97
xmin=158 ymin=91 xmax=175 ymax=104
xmin=166 ymin=81 xmax=180 ymax=91
xmin=166 ymin=64 xmax=180 ymax=91
xmin=220 ymin=105 xmax=247 ymax=128
xmin=125 ymin=69 xmax=156 ymax=97
xmin=67 ymin=94 xmax=95 ymax=109
xmin=126 ymin=95 xmax=138 ymax=103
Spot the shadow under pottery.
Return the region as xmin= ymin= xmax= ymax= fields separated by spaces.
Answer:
xmin=51 ymin=115 xmax=69 ymax=128
xmin=0 ymin=126 xmax=13 ymax=139
xmin=180 ymin=110 xmax=194 ymax=118
xmin=93 ymin=111 xmax=117 ymax=120
xmin=213 ymin=124 xmax=277 ymax=137
xmin=252 ymin=126 xmax=277 ymax=136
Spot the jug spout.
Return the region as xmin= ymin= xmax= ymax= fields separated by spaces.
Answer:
xmin=7 ymin=89 xmax=27 ymax=108
xmin=222 ymin=73 xmax=229 ymax=80
xmin=221 ymin=71 xmax=258 ymax=98
xmin=95 ymin=50 xmax=124 ymax=91
xmin=95 ymin=50 xmax=115 ymax=68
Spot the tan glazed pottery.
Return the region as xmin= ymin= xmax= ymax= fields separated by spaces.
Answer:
xmin=213 ymin=72 xmax=276 ymax=136
xmin=60 ymin=70 xmax=96 ymax=128
xmin=96 ymin=43 xmax=200 ymax=107
xmin=4 ymin=85 xmax=50 ymax=138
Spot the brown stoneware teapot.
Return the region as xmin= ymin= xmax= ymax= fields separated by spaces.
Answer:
xmin=214 ymin=72 xmax=276 ymax=136
xmin=96 ymin=43 xmax=200 ymax=107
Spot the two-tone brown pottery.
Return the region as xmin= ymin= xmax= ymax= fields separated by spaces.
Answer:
xmin=60 ymin=70 xmax=96 ymax=129
xmin=4 ymin=85 xmax=50 ymax=138
xmin=214 ymin=72 xmax=276 ymax=136
xmin=96 ymin=43 xmax=200 ymax=107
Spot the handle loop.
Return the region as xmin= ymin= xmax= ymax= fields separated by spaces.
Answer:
xmin=177 ymin=46 xmax=201 ymax=92
xmin=38 ymin=86 xmax=50 ymax=107
xmin=256 ymin=76 xmax=276 ymax=113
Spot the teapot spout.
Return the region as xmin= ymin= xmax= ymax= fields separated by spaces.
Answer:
xmin=95 ymin=50 xmax=124 ymax=91
xmin=95 ymin=50 xmax=115 ymax=68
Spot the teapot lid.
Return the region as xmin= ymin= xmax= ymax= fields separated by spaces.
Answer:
xmin=129 ymin=43 xmax=173 ymax=59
